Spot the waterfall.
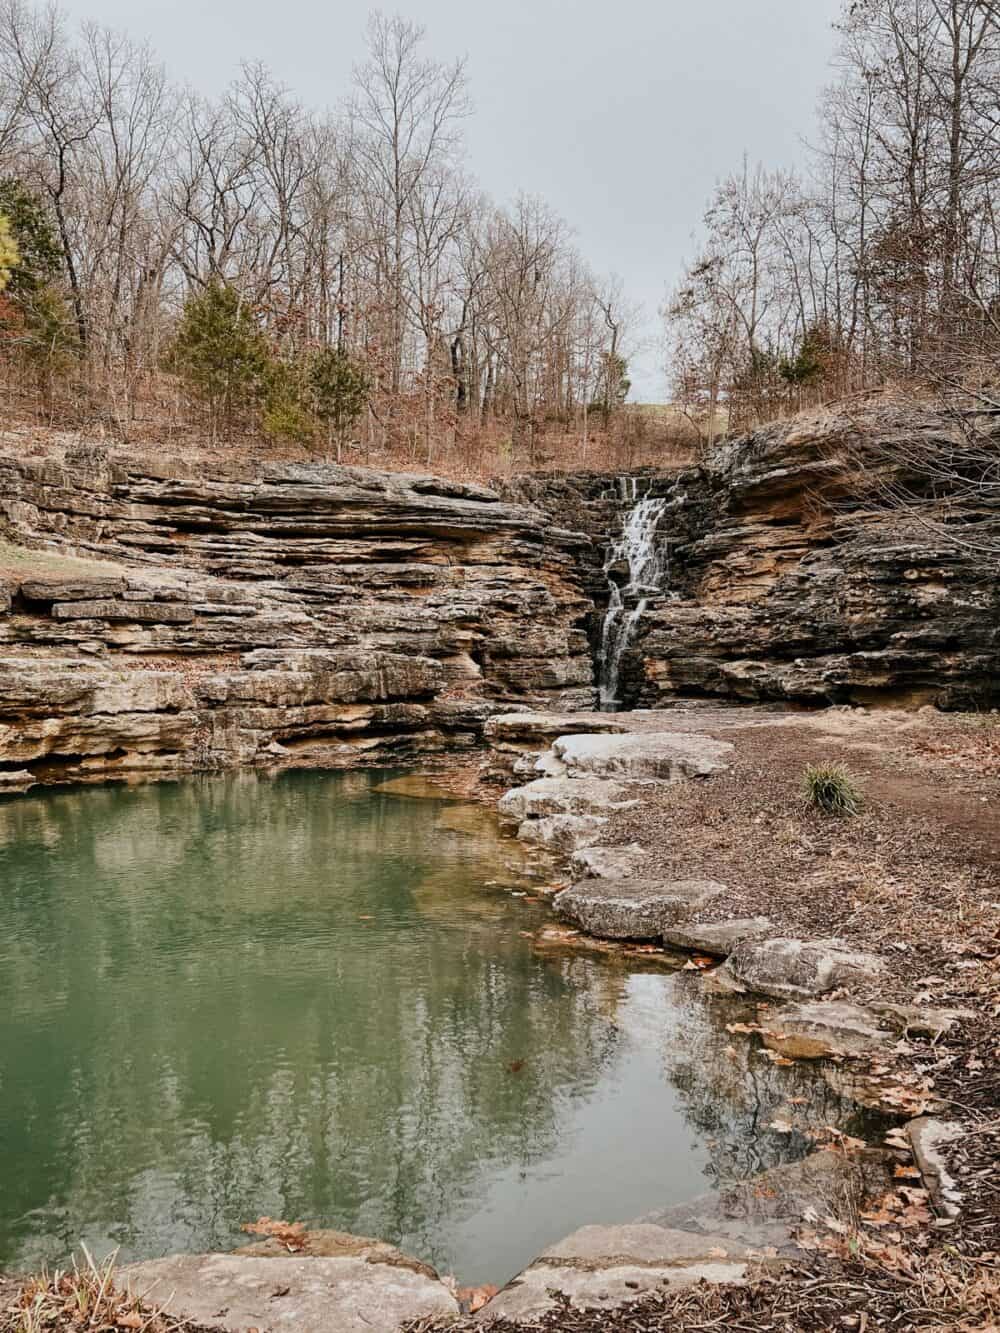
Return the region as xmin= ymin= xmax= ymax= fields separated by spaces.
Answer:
xmin=598 ymin=493 xmax=668 ymax=710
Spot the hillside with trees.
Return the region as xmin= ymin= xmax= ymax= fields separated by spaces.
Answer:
xmin=666 ymin=0 xmax=1000 ymax=445
xmin=0 ymin=3 xmax=657 ymax=474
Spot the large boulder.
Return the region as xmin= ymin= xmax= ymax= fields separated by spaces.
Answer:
xmin=119 ymin=1250 xmax=458 ymax=1333
xmin=714 ymin=937 xmax=884 ymax=1001
xmin=556 ymin=877 xmax=726 ymax=941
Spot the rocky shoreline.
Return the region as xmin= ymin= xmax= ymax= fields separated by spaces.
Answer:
xmin=467 ymin=702 xmax=996 ymax=1323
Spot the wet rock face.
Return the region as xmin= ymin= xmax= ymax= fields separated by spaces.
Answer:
xmin=0 ymin=457 xmax=597 ymax=781
xmin=518 ymin=406 xmax=1000 ymax=710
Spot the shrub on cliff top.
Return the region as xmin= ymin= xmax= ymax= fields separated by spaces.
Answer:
xmin=0 ymin=213 xmax=19 ymax=293
xmin=803 ymin=762 xmax=863 ymax=817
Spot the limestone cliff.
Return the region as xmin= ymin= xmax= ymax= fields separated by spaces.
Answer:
xmin=0 ymin=402 xmax=995 ymax=790
xmin=0 ymin=454 xmax=595 ymax=785
xmin=511 ymin=404 xmax=1000 ymax=710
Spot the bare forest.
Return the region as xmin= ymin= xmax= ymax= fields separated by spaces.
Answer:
xmin=667 ymin=0 xmax=1000 ymax=445
xmin=0 ymin=3 xmax=664 ymax=476
xmin=4 ymin=1 xmax=1000 ymax=478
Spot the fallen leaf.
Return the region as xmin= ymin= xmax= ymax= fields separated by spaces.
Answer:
xmin=457 ymin=1285 xmax=498 ymax=1314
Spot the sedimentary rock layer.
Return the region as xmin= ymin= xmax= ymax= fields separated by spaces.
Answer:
xmin=0 ymin=454 xmax=596 ymax=781
xmin=511 ymin=405 xmax=1000 ymax=709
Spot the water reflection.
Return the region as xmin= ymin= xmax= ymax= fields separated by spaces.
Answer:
xmin=0 ymin=772 xmax=869 ymax=1284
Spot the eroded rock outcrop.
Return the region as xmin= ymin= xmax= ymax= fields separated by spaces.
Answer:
xmin=0 ymin=455 xmax=596 ymax=780
xmin=516 ymin=405 xmax=1000 ymax=710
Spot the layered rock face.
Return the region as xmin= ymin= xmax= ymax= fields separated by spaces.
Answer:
xmin=519 ymin=406 xmax=1000 ymax=709
xmin=0 ymin=454 xmax=595 ymax=783
xmin=0 ymin=403 xmax=994 ymax=788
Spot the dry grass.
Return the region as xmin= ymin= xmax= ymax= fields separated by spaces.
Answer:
xmin=0 ymin=1250 xmax=218 ymax=1333
xmin=404 ymin=1254 xmax=1000 ymax=1332
xmin=802 ymin=762 xmax=864 ymax=816
xmin=0 ymin=397 xmax=696 ymax=484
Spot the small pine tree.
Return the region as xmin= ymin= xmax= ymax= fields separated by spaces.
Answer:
xmin=262 ymin=358 xmax=315 ymax=446
xmin=308 ymin=346 xmax=370 ymax=461
xmin=0 ymin=213 xmax=19 ymax=294
xmin=168 ymin=283 xmax=269 ymax=439
xmin=0 ymin=179 xmax=61 ymax=294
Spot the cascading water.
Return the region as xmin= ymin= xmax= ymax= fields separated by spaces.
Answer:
xmin=598 ymin=489 xmax=669 ymax=710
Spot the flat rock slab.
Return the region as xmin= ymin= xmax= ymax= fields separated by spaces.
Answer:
xmin=714 ymin=937 xmax=884 ymax=1000
xmin=662 ymin=917 xmax=772 ymax=958
xmin=21 ymin=577 xmax=126 ymax=601
xmin=52 ymin=599 xmax=196 ymax=623
xmin=499 ymin=777 xmax=638 ymax=822
xmin=761 ymin=1000 xmax=891 ymax=1059
xmin=549 ymin=732 xmax=734 ymax=781
xmin=119 ymin=1253 xmax=458 ymax=1333
xmin=482 ymin=1224 xmax=758 ymax=1323
xmin=557 ymin=878 xmax=726 ymax=941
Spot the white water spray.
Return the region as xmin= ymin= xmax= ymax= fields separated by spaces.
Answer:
xmin=598 ymin=492 xmax=668 ymax=709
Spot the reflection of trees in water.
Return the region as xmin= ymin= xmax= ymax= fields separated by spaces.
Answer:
xmin=0 ymin=773 xmax=620 ymax=1271
xmin=0 ymin=772 xmax=881 ymax=1275
xmin=659 ymin=982 xmax=881 ymax=1188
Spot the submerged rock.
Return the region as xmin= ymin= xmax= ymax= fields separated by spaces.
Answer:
xmin=760 ymin=1000 xmax=892 ymax=1059
xmin=644 ymin=1149 xmax=895 ymax=1252
xmin=119 ymin=1250 xmax=459 ymax=1333
xmin=556 ymin=878 xmax=726 ymax=941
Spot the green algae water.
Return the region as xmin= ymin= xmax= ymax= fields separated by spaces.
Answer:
xmin=0 ymin=771 xmax=868 ymax=1284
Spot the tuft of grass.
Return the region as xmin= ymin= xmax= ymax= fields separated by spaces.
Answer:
xmin=802 ymin=762 xmax=863 ymax=817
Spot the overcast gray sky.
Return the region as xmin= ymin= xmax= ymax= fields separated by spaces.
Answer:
xmin=59 ymin=0 xmax=844 ymax=398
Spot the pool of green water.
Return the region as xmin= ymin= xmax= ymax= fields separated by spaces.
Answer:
xmin=0 ymin=770 xmax=870 ymax=1284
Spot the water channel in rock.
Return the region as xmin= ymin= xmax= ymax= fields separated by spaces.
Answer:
xmin=0 ymin=770 xmax=877 ymax=1284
